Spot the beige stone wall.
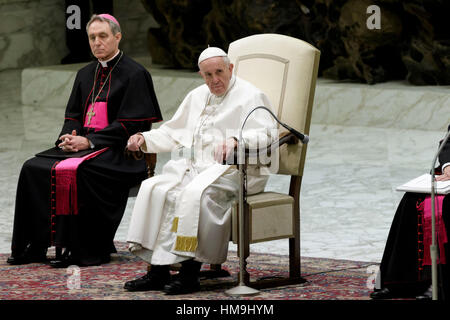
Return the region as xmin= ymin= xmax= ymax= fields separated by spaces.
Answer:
xmin=0 ymin=0 xmax=157 ymax=71
xmin=0 ymin=0 xmax=66 ymax=71
xmin=114 ymin=0 xmax=158 ymax=58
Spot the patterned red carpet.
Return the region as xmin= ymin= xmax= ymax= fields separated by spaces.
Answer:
xmin=0 ymin=242 xmax=376 ymax=300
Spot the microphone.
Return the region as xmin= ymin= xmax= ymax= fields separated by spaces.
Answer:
xmin=280 ymin=123 xmax=309 ymax=144
xmin=242 ymin=106 xmax=309 ymax=144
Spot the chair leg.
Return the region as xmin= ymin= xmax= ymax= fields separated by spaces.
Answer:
xmin=289 ymin=238 xmax=301 ymax=278
xmin=288 ymin=204 xmax=301 ymax=278
xmin=289 ymin=175 xmax=304 ymax=281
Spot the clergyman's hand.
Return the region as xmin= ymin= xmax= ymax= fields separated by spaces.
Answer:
xmin=127 ymin=133 xmax=145 ymax=152
xmin=58 ymin=130 xmax=90 ymax=152
xmin=436 ymin=166 xmax=450 ymax=181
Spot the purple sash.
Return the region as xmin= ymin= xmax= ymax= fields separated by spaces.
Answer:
xmin=419 ymin=195 xmax=448 ymax=265
xmin=55 ymin=148 xmax=108 ymax=215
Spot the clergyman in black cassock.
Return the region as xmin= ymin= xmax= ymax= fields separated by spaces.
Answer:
xmin=371 ymin=125 xmax=450 ymax=300
xmin=8 ymin=14 xmax=162 ymax=267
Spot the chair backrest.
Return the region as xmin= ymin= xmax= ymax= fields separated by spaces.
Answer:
xmin=227 ymin=34 xmax=320 ymax=176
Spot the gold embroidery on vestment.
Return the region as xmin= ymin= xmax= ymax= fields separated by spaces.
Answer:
xmin=171 ymin=217 xmax=179 ymax=233
xmin=174 ymin=236 xmax=198 ymax=252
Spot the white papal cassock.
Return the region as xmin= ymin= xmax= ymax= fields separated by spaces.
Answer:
xmin=126 ymin=75 xmax=277 ymax=265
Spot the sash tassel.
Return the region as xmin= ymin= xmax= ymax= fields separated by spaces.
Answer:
xmin=174 ymin=236 xmax=198 ymax=252
xmin=55 ymin=171 xmax=78 ymax=215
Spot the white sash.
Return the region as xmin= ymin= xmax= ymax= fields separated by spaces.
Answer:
xmin=170 ymin=163 xmax=230 ymax=256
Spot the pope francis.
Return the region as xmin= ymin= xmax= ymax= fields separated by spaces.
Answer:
xmin=124 ymin=47 xmax=277 ymax=295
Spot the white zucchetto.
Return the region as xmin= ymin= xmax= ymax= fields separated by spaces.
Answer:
xmin=197 ymin=47 xmax=227 ymax=65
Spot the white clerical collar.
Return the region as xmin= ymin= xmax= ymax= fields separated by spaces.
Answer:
xmin=98 ymin=50 xmax=121 ymax=68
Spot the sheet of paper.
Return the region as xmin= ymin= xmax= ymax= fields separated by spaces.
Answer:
xmin=396 ymin=173 xmax=450 ymax=194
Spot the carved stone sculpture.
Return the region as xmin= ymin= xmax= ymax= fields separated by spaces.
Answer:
xmin=141 ymin=0 xmax=450 ymax=85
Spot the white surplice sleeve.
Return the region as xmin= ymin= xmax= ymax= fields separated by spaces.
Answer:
xmin=140 ymin=86 xmax=209 ymax=153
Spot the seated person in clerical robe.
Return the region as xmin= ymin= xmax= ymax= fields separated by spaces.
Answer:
xmin=7 ymin=14 xmax=162 ymax=267
xmin=371 ymin=125 xmax=450 ymax=300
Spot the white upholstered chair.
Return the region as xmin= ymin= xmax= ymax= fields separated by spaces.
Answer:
xmin=221 ymin=33 xmax=321 ymax=288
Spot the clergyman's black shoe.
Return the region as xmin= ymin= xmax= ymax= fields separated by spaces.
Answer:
xmin=49 ymin=250 xmax=79 ymax=268
xmin=124 ymin=266 xmax=170 ymax=292
xmin=370 ymin=288 xmax=392 ymax=300
xmin=7 ymin=253 xmax=47 ymax=265
xmin=7 ymin=246 xmax=47 ymax=265
xmin=49 ymin=257 xmax=77 ymax=268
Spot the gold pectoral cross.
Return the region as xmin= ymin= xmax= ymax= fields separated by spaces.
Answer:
xmin=86 ymin=108 xmax=95 ymax=125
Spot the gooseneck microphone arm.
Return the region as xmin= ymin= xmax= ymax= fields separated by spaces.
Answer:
xmin=241 ymin=106 xmax=309 ymax=144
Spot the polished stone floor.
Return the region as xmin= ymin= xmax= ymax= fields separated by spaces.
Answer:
xmin=0 ymin=67 xmax=448 ymax=263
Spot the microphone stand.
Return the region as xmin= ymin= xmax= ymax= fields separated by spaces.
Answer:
xmin=430 ymin=128 xmax=450 ymax=301
xmin=225 ymin=106 xmax=308 ymax=296
xmin=225 ymin=127 xmax=260 ymax=296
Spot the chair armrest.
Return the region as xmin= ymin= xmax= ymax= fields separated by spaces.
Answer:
xmin=145 ymin=153 xmax=157 ymax=177
xmin=124 ymin=148 xmax=145 ymax=160
xmin=124 ymin=148 xmax=157 ymax=178
xmin=224 ymin=132 xmax=299 ymax=165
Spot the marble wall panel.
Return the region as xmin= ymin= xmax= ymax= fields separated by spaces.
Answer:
xmin=20 ymin=63 xmax=205 ymax=124
xmin=21 ymin=63 xmax=449 ymax=132
xmin=312 ymin=82 xmax=450 ymax=131
xmin=113 ymin=0 xmax=159 ymax=57
xmin=0 ymin=0 xmax=67 ymax=71
xmin=151 ymin=75 xmax=204 ymax=123
xmin=21 ymin=66 xmax=81 ymax=107
xmin=0 ymin=0 xmax=158 ymax=72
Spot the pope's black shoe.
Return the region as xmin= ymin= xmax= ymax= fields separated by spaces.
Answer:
xmin=7 ymin=245 xmax=47 ymax=265
xmin=163 ymin=259 xmax=201 ymax=295
xmin=124 ymin=265 xmax=170 ymax=292
xmin=370 ymin=287 xmax=392 ymax=300
xmin=163 ymin=278 xmax=200 ymax=295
